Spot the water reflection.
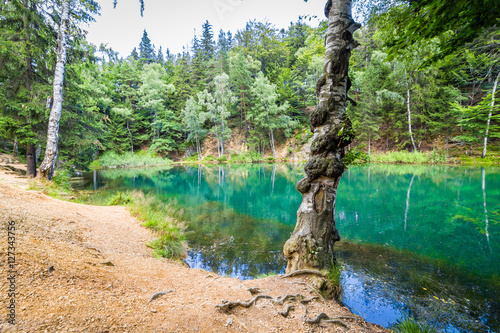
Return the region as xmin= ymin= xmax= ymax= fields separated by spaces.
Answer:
xmin=81 ymin=164 xmax=500 ymax=331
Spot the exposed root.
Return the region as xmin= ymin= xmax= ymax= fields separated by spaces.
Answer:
xmin=277 ymin=305 xmax=294 ymax=317
xmin=216 ymin=295 xmax=273 ymax=312
xmin=149 ymin=289 xmax=175 ymax=302
xmin=273 ymin=294 xmax=319 ymax=305
xmin=304 ymin=313 xmax=347 ymax=327
xmin=291 ymin=281 xmax=325 ymax=302
xmin=279 ymin=269 xmax=327 ymax=279
xmin=247 ymin=287 xmax=262 ymax=295
xmin=216 ymin=293 xmax=318 ymax=313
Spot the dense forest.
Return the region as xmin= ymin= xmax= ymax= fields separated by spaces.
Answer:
xmin=0 ymin=0 xmax=499 ymax=174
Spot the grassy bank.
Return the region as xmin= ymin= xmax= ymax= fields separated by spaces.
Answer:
xmin=90 ymin=151 xmax=172 ymax=170
xmin=108 ymin=191 xmax=186 ymax=259
xmin=369 ymin=150 xmax=449 ymax=164
xmin=181 ymin=151 xmax=283 ymax=164
xmin=31 ymin=173 xmax=186 ymax=260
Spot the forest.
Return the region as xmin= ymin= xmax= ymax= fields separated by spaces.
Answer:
xmin=0 ymin=0 xmax=499 ymax=176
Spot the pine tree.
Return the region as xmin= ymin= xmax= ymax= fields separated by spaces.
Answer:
xmin=129 ymin=47 xmax=139 ymax=60
xmin=156 ymin=46 xmax=165 ymax=64
xmin=200 ymin=20 xmax=215 ymax=61
xmin=138 ymin=29 xmax=156 ymax=64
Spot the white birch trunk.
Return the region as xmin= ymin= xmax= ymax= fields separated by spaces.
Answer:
xmin=39 ymin=0 xmax=70 ymax=179
xmin=405 ymin=71 xmax=417 ymax=153
xmin=482 ymin=71 xmax=499 ymax=158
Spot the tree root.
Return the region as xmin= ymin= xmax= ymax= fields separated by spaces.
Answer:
xmin=304 ymin=313 xmax=347 ymax=327
xmin=277 ymin=305 xmax=294 ymax=317
xmin=216 ymin=295 xmax=273 ymax=312
xmin=291 ymin=281 xmax=325 ymax=302
xmin=149 ymin=289 xmax=175 ymax=302
xmin=247 ymin=287 xmax=262 ymax=295
xmin=216 ymin=293 xmax=317 ymax=314
xmin=279 ymin=269 xmax=327 ymax=279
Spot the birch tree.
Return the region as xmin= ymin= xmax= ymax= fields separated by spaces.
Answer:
xmin=38 ymin=0 xmax=70 ymax=179
xmin=482 ymin=71 xmax=499 ymax=158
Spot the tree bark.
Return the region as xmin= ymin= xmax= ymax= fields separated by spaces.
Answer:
xmin=13 ymin=139 xmax=18 ymax=157
xmin=26 ymin=144 xmax=36 ymax=177
xmin=405 ymin=71 xmax=417 ymax=153
xmin=283 ymin=0 xmax=360 ymax=273
xmin=482 ymin=71 xmax=499 ymax=158
xmin=39 ymin=0 xmax=70 ymax=180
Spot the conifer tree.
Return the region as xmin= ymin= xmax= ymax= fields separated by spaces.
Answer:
xmin=138 ymin=29 xmax=156 ymax=64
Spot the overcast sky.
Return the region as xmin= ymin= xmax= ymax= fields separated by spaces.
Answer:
xmin=85 ymin=0 xmax=326 ymax=58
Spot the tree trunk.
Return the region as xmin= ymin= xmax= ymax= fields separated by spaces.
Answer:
xmin=126 ymin=120 xmax=133 ymax=153
xmin=26 ymin=144 xmax=36 ymax=177
xmin=283 ymin=0 xmax=360 ymax=273
xmin=39 ymin=0 xmax=70 ymax=180
xmin=405 ymin=71 xmax=417 ymax=153
xmin=482 ymin=71 xmax=499 ymax=158
xmin=1 ymin=138 xmax=6 ymax=151
xmin=269 ymin=130 xmax=276 ymax=158
xmin=13 ymin=139 xmax=18 ymax=157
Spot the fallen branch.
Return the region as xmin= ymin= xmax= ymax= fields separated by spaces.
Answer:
xmin=304 ymin=313 xmax=347 ymax=327
xmin=279 ymin=269 xmax=326 ymax=279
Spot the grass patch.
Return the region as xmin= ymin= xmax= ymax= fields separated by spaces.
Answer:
xmin=125 ymin=191 xmax=186 ymax=260
xmin=228 ymin=151 xmax=264 ymax=163
xmin=459 ymin=155 xmax=500 ymax=166
xmin=326 ymin=262 xmax=343 ymax=300
xmin=371 ymin=151 xmax=434 ymax=164
xmin=256 ymin=272 xmax=278 ymax=279
xmin=90 ymin=151 xmax=171 ymax=170
xmin=28 ymin=169 xmax=74 ymax=199
xmin=393 ymin=317 xmax=437 ymax=333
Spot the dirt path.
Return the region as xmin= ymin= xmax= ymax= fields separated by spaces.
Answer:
xmin=0 ymin=158 xmax=388 ymax=333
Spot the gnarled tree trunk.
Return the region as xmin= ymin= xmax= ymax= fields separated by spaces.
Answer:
xmin=39 ymin=0 xmax=70 ymax=180
xmin=283 ymin=0 xmax=360 ymax=273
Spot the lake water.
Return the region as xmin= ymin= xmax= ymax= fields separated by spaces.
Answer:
xmin=81 ymin=164 xmax=500 ymax=332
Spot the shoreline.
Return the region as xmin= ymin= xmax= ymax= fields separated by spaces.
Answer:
xmin=0 ymin=161 xmax=388 ymax=332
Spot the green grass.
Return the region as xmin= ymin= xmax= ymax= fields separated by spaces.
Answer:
xmin=393 ymin=318 xmax=437 ymax=333
xmin=125 ymin=191 xmax=186 ymax=260
xmin=90 ymin=151 xmax=171 ymax=170
xmin=370 ymin=151 xmax=444 ymax=164
xmin=326 ymin=262 xmax=343 ymax=300
xmin=28 ymin=168 xmax=74 ymax=199
xmin=459 ymin=155 xmax=500 ymax=166
xmin=256 ymin=272 xmax=278 ymax=279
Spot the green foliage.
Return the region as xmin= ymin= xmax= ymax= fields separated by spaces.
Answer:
xmin=429 ymin=149 xmax=448 ymax=164
xmin=256 ymin=272 xmax=277 ymax=279
xmin=203 ymin=155 xmax=215 ymax=162
xmin=108 ymin=191 xmax=132 ymax=206
xmin=344 ymin=147 xmax=370 ymax=167
xmin=371 ymin=151 xmax=431 ymax=164
xmin=128 ymin=192 xmax=185 ymax=259
xmin=393 ymin=317 xmax=437 ymax=333
xmin=92 ymin=151 xmax=171 ymax=169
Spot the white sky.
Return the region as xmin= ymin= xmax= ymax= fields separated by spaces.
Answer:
xmin=85 ymin=0 xmax=326 ymax=58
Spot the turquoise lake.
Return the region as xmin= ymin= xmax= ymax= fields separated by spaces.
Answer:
xmin=81 ymin=164 xmax=500 ymax=332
